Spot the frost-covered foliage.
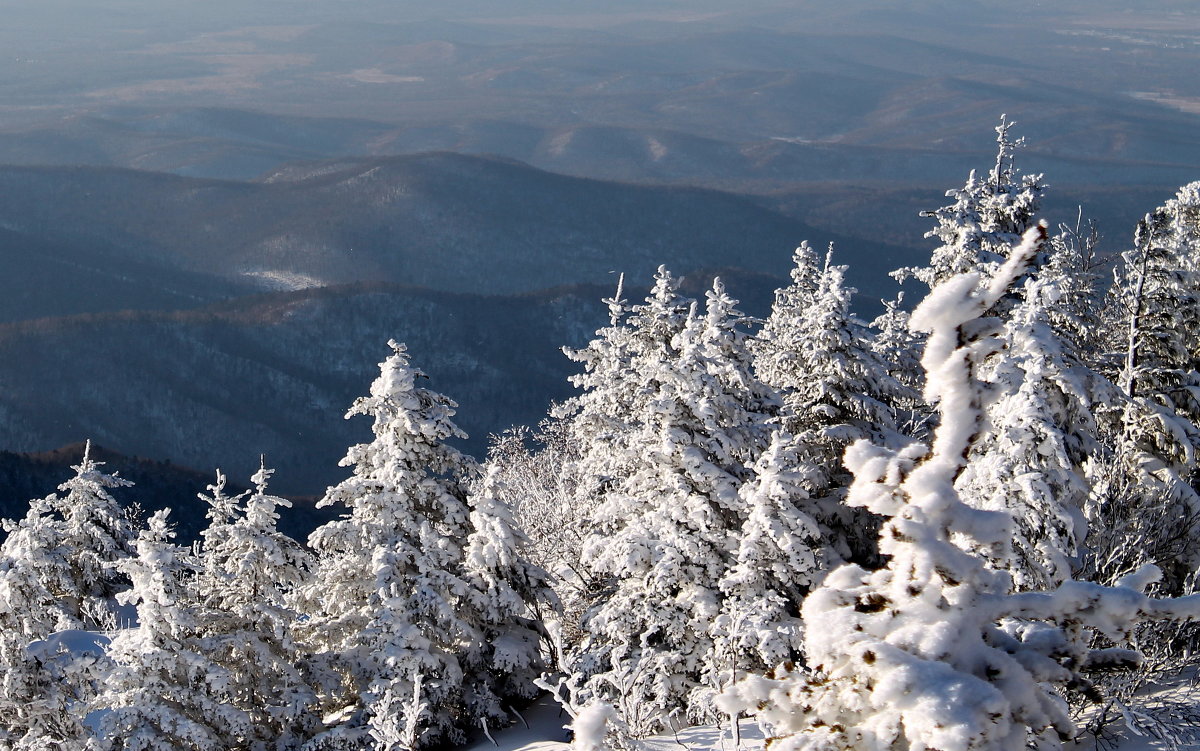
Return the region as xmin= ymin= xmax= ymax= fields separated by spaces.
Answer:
xmin=555 ymin=267 xmax=693 ymax=525
xmin=570 ymin=279 xmax=779 ymax=734
xmin=757 ymin=248 xmax=905 ymax=450
xmin=753 ymin=242 xmax=825 ymax=394
xmin=92 ymin=470 xmax=317 ymax=750
xmin=711 ymin=431 xmax=823 ymax=681
xmin=0 ymin=446 xmax=136 ymax=749
xmin=1094 ymin=183 xmax=1200 ymax=591
xmin=0 ymin=443 xmax=135 ymax=636
xmin=956 ymin=272 xmax=1097 ymax=590
xmin=486 ymin=421 xmax=589 ymax=651
xmin=868 ymin=292 xmax=926 ymax=421
xmin=895 ymin=115 xmax=1044 ymax=291
xmin=91 ymin=510 xmax=250 ymax=751
xmin=548 ymin=269 xmax=696 ymax=653
xmin=299 ymin=341 xmax=481 ymax=749
xmin=0 ymin=626 xmax=104 ymax=750
xmin=460 ymin=465 xmax=556 ymax=729
xmin=754 ymin=249 xmax=907 ymax=564
xmin=721 ymin=225 xmax=1200 ymax=751
xmin=195 ymin=466 xmax=319 ymax=748
xmin=9 ymin=123 xmax=1200 ymax=751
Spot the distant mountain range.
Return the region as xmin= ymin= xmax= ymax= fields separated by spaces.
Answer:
xmin=0 ymin=151 xmax=921 ymax=316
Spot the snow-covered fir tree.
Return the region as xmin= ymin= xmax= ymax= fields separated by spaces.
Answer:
xmin=868 ymin=291 xmax=926 ymax=422
xmin=2 ymin=442 xmax=137 ymax=634
xmin=0 ymin=498 xmax=73 ymax=639
xmin=555 ymin=267 xmax=694 ymax=536
xmin=193 ymin=465 xmax=320 ymax=748
xmin=298 ymin=341 xmax=480 ymax=749
xmin=459 ymin=465 xmax=556 ymax=730
xmin=0 ymin=446 xmax=137 ymax=749
xmin=1041 ymin=214 xmax=1106 ymax=363
xmin=894 ymin=115 xmax=1045 ymax=291
xmin=1094 ymin=183 xmax=1200 ymax=590
xmin=49 ymin=443 xmax=136 ymax=630
xmin=955 ymin=270 xmax=1098 ymax=590
xmin=571 ymin=279 xmax=778 ymax=734
xmin=549 ymin=267 xmax=696 ymax=654
xmin=754 ymin=250 xmax=907 ymax=564
xmin=0 ymin=626 xmax=106 ymax=751
xmin=720 ymin=224 xmax=1200 ymax=751
xmin=0 ymin=498 xmax=83 ymax=749
xmin=711 ymin=430 xmax=823 ymax=685
xmin=91 ymin=509 xmax=251 ymax=751
xmin=753 ymin=241 xmax=825 ymax=393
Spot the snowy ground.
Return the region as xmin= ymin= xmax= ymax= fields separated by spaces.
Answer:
xmin=461 ymin=697 xmax=765 ymax=751
xmin=464 ymin=695 xmax=1200 ymax=751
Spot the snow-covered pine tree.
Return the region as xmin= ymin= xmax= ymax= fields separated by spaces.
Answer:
xmin=1094 ymin=183 xmax=1200 ymax=590
xmin=36 ymin=442 xmax=135 ymax=632
xmin=556 ymin=266 xmax=694 ymax=523
xmin=91 ymin=509 xmax=253 ymax=751
xmin=548 ymin=267 xmax=696 ymax=653
xmin=868 ymin=292 xmax=926 ymax=422
xmin=720 ymin=224 xmax=1200 ymax=751
xmin=753 ymin=241 xmax=825 ymax=393
xmin=754 ymin=249 xmax=907 ymax=564
xmin=894 ymin=115 xmax=1045 ymax=292
xmin=955 ymin=269 xmax=1098 ymax=590
xmin=0 ymin=498 xmax=72 ymax=638
xmin=0 ymin=499 xmax=102 ymax=750
xmin=298 ymin=341 xmax=479 ymax=749
xmin=193 ymin=465 xmax=320 ymax=749
xmin=1041 ymin=213 xmax=1106 ymax=365
xmin=571 ymin=279 xmax=777 ymax=734
xmin=0 ymin=626 xmax=104 ymax=751
xmin=711 ymin=430 xmax=823 ymax=687
xmin=0 ymin=445 xmax=137 ymax=749
xmin=459 ymin=465 xmax=556 ymax=731
xmin=0 ymin=499 xmax=72 ymax=748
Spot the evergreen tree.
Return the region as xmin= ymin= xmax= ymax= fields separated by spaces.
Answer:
xmin=194 ymin=466 xmax=320 ymax=749
xmin=556 ymin=267 xmax=694 ymax=524
xmin=0 ymin=498 xmax=73 ymax=637
xmin=571 ymin=279 xmax=777 ymax=734
xmin=712 ymin=431 xmax=823 ymax=683
xmin=753 ymin=242 xmax=825 ymax=393
xmin=550 ymin=267 xmax=696 ymax=657
xmin=459 ymin=465 xmax=556 ymax=729
xmin=894 ymin=115 xmax=1045 ymax=291
xmin=1095 ymin=183 xmax=1200 ymax=589
xmin=5 ymin=442 xmax=137 ymax=634
xmin=0 ymin=627 xmax=104 ymax=751
xmin=299 ymin=341 xmax=478 ymax=749
xmin=868 ymin=291 xmax=926 ymax=422
xmin=755 ymin=250 xmax=907 ymax=563
xmin=721 ymin=225 xmax=1200 ymax=751
xmin=91 ymin=510 xmax=251 ymax=751
xmin=1110 ymin=183 xmax=1200 ymax=454
xmin=0 ymin=499 xmax=102 ymax=750
xmin=0 ymin=446 xmax=136 ymax=749
xmin=956 ymin=272 xmax=1097 ymax=590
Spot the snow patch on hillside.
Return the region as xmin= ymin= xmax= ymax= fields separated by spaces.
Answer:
xmin=242 ymin=268 xmax=326 ymax=290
